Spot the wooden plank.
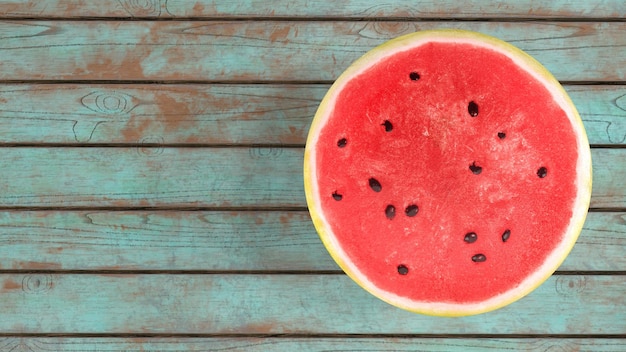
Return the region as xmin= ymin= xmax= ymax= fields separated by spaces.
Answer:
xmin=0 ymin=0 xmax=624 ymax=19
xmin=2 ymin=337 xmax=625 ymax=351
xmin=0 ymin=84 xmax=322 ymax=144
xmin=0 ymin=84 xmax=623 ymax=145
xmin=0 ymin=147 xmax=303 ymax=208
xmin=0 ymin=147 xmax=623 ymax=207
xmin=0 ymin=274 xmax=623 ymax=334
xmin=0 ymin=148 xmax=621 ymax=208
xmin=591 ymin=149 xmax=626 ymax=208
xmin=0 ymin=210 xmax=622 ymax=271
xmin=0 ymin=21 xmax=623 ymax=82
xmin=568 ymin=86 xmax=626 ymax=145
xmin=0 ymin=210 xmax=328 ymax=271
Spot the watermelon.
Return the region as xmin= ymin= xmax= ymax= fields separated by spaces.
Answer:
xmin=303 ymin=29 xmax=592 ymax=316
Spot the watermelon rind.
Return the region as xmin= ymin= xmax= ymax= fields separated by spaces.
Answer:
xmin=303 ymin=29 xmax=592 ymax=316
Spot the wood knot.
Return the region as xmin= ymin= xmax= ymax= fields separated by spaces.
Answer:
xmin=357 ymin=22 xmax=418 ymax=39
xmin=249 ymin=144 xmax=283 ymax=159
xmin=137 ymin=136 xmax=165 ymax=156
xmin=555 ymin=276 xmax=587 ymax=296
xmin=81 ymin=90 xmax=137 ymax=115
xmin=119 ymin=0 xmax=168 ymax=17
xmin=22 ymin=274 xmax=54 ymax=294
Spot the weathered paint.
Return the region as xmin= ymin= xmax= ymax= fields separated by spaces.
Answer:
xmin=0 ymin=1 xmax=622 ymax=347
xmin=0 ymin=0 xmax=624 ymax=19
xmin=1 ymin=337 xmax=625 ymax=352
xmin=0 ymin=274 xmax=623 ymax=334
xmin=0 ymin=21 xmax=622 ymax=81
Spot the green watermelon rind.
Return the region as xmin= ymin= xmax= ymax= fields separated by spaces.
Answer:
xmin=304 ymin=29 xmax=592 ymax=316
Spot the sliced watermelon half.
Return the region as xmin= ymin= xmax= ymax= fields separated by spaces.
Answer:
xmin=304 ymin=29 xmax=592 ymax=316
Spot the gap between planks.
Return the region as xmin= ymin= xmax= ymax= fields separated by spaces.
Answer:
xmin=0 ymin=80 xmax=624 ymax=85
xmin=0 ymin=270 xmax=621 ymax=275
xmin=0 ymin=80 xmax=337 ymax=85
xmin=1 ymin=17 xmax=626 ymax=22
xmin=0 ymin=144 xmax=619 ymax=149
xmin=0 ymin=206 xmax=619 ymax=212
xmin=0 ymin=333 xmax=624 ymax=338
xmin=0 ymin=143 xmax=304 ymax=149
xmin=0 ymin=0 xmax=623 ymax=21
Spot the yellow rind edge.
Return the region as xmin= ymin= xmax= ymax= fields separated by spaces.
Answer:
xmin=303 ymin=29 xmax=593 ymax=317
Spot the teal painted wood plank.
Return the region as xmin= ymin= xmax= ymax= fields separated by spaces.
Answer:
xmin=0 ymin=0 xmax=624 ymax=19
xmin=0 ymin=147 xmax=302 ymax=207
xmin=0 ymin=147 xmax=621 ymax=208
xmin=2 ymin=337 xmax=625 ymax=351
xmin=0 ymin=21 xmax=623 ymax=81
xmin=570 ymin=212 xmax=626 ymax=271
xmin=0 ymin=274 xmax=623 ymax=334
xmin=590 ymin=149 xmax=626 ymax=208
xmin=0 ymin=148 xmax=621 ymax=208
xmin=0 ymin=84 xmax=322 ymax=144
xmin=0 ymin=210 xmax=328 ymax=271
xmin=568 ymin=86 xmax=626 ymax=145
xmin=0 ymin=84 xmax=622 ymax=145
xmin=0 ymin=211 xmax=622 ymax=271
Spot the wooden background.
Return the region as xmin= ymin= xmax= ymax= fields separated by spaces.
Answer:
xmin=0 ymin=1 xmax=624 ymax=351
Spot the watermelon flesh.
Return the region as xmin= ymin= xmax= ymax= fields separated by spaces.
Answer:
xmin=304 ymin=30 xmax=592 ymax=316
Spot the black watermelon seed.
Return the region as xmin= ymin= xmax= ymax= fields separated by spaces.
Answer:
xmin=369 ymin=178 xmax=382 ymax=192
xmin=472 ymin=254 xmax=487 ymax=262
xmin=397 ymin=264 xmax=409 ymax=275
xmin=498 ymin=132 xmax=506 ymax=139
xmin=502 ymin=229 xmax=511 ymax=242
xmin=469 ymin=162 xmax=483 ymax=175
xmin=537 ymin=167 xmax=548 ymax=178
xmin=409 ymin=72 xmax=420 ymax=81
xmin=385 ymin=204 xmax=396 ymax=220
xmin=464 ymin=232 xmax=478 ymax=243
xmin=382 ymin=120 xmax=393 ymax=132
xmin=468 ymin=101 xmax=479 ymax=117
xmin=337 ymin=138 xmax=347 ymax=148
xmin=405 ymin=204 xmax=419 ymax=217
xmin=332 ymin=191 xmax=343 ymax=201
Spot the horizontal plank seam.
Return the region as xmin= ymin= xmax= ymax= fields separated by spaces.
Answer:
xmin=0 ymin=143 xmax=305 ymax=148
xmin=0 ymin=207 xmax=618 ymax=213
xmin=0 ymin=333 xmax=623 ymax=338
xmin=0 ymin=144 xmax=619 ymax=149
xmin=0 ymin=17 xmax=625 ymax=23
xmin=0 ymin=80 xmax=623 ymax=85
xmin=588 ymin=145 xmax=626 ymax=149
xmin=588 ymin=208 xmax=626 ymax=212
xmin=0 ymin=206 xmax=311 ymax=212
xmin=0 ymin=80 xmax=336 ymax=85
xmin=0 ymin=270 xmax=621 ymax=275
xmin=0 ymin=206 xmax=618 ymax=212
xmin=0 ymin=270 xmax=342 ymax=275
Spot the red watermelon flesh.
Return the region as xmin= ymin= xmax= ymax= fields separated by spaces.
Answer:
xmin=304 ymin=30 xmax=592 ymax=316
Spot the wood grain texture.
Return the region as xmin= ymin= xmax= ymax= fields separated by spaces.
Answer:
xmin=0 ymin=84 xmax=623 ymax=145
xmin=0 ymin=210 xmax=622 ymax=271
xmin=0 ymin=147 xmax=302 ymax=208
xmin=0 ymin=84 xmax=320 ymax=144
xmin=0 ymin=0 xmax=624 ymax=19
xmin=0 ymin=274 xmax=623 ymax=334
xmin=0 ymin=148 xmax=620 ymax=208
xmin=1 ymin=337 xmax=625 ymax=352
xmin=0 ymin=21 xmax=623 ymax=81
xmin=0 ymin=2 xmax=622 ymax=345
